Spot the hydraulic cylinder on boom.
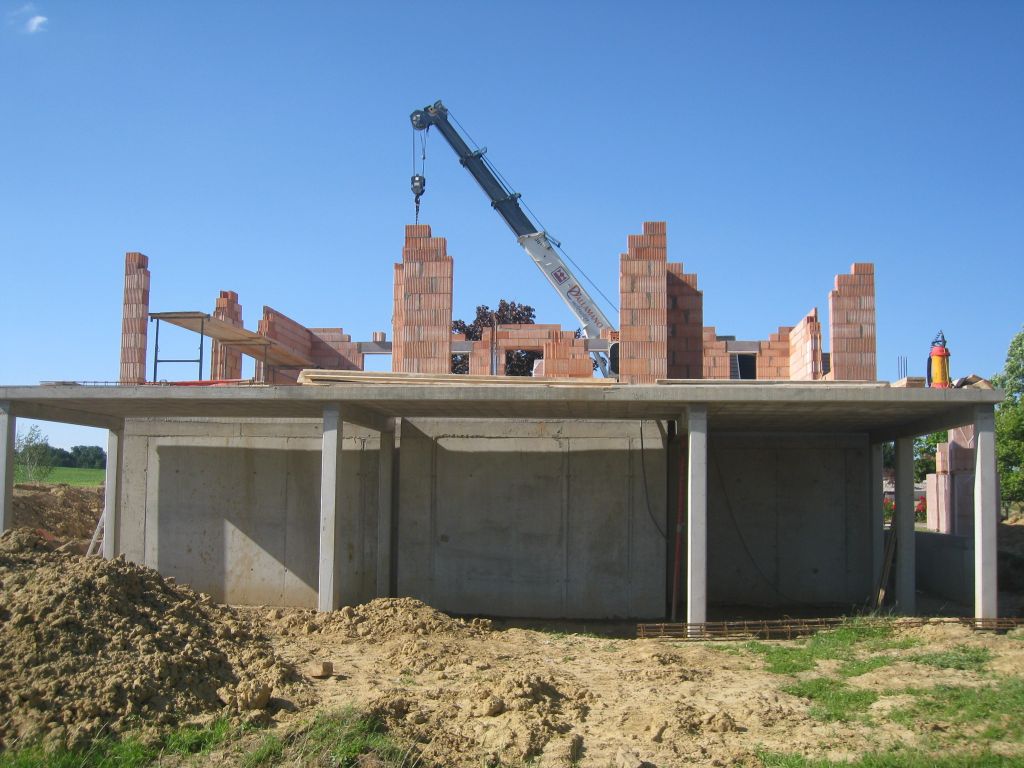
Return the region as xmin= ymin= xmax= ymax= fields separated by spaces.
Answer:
xmin=409 ymin=100 xmax=617 ymax=375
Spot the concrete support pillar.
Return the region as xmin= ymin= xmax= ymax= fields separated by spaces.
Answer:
xmin=869 ymin=442 xmax=884 ymax=588
xmin=376 ymin=426 xmax=395 ymax=597
xmin=319 ymin=405 xmax=343 ymax=612
xmin=686 ymin=405 xmax=708 ymax=627
xmin=0 ymin=402 xmax=14 ymax=533
xmin=894 ymin=436 xmax=915 ymax=614
xmin=973 ymin=405 xmax=998 ymax=620
xmin=102 ymin=427 xmax=123 ymax=559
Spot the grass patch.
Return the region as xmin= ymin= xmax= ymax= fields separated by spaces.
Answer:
xmin=241 ymin=733 xmax=285 ymax=767
xmin=838 ymin=654 xmax=897 ymax=678
xmin=163 ymin=717 xmax=233 ymax=755
xmin=890 ymin=677 xmax=1024 ymax=742
xmin=746 ymin=619 xmax=914 ymax=675
xmin=757 ymin=748 xmax=1024 ymax=767
xmin=783 ymin=677 xmax=878 ymax=722
xmin=15 ymin=466 xmax=105 ymax=486
xmin=0 ymin=736 xmax=157 ymax=768
xmin=293 ymin=708 xmax=415 ymax=767
xmin=909 ymin=644 xmax=993 ymax=672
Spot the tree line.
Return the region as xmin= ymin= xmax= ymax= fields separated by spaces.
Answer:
xmin=15 ymin=425 xmax=106 ymax=482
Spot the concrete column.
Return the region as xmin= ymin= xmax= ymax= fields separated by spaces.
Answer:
xmin=686 ymin=405 xmax=708 ymax=627
xmin=376 ymin=427 xmax=395 ymax=597
xmin=102 ymin=428 xmax=123 ymax=559
xmin=973 ymin=405 xmax=998 ymax=620
xmin=0 ymin=402 xmax=14 ymax=533
xmin=894 ymin=436 xmax=915 ymax=614
xmin=319 ymin=405 xmax=343 ymax=612
xmin=870 ymin=442 xmax=884 ymax=588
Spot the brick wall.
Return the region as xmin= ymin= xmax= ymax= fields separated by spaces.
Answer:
xmin=210 ymin=290 xmax=243 ymax=380
xmin=828 ymin=263 xmax=877 ymax=381
xmin=788 ymin=309 xmax=823 ymax=381
xmin=618 ymin=222 xmax=668 ymax=384
xmin=257 ymin=306 xmax=313 ymax=384
xmin=119 ymin=252 xmax=150 ymax=384
xmin=756 ymin=327 xmax=792 ymax=380
xmin=702 ymin=327 xmax=730 ymax=379
xmin=392 ymin=224 xmax=453 ymax=374
xmin=309 ymin=328 xmax=364 ymax=372
xmin=666 ymin=263 xmax=703 ymax=379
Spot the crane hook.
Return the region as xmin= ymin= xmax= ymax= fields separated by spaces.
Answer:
xmin=411 ymin=174 xmax=426 ymax=224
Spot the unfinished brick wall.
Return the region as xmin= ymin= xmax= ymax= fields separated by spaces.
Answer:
xmin=392 ymin=224 xmax=453 ymax=374
xmin=828 ymin=263 xmax=877 ymax=381
xmin=788 ymin=309 xmax=824 ymax=381
xmin=619 ymin=222 xmax=668 ymax=384
xmin=465 ymin=325 xmax=590 ymax=378
xmin=210 ymin=290 xmax=243 ymax=380
xmin=309 ymin=328 xmax=364 ymax=372
xmin=666 ymin=263 xmax=703 ymax=379
xmin=702 ymin=327 xmax=730 ymax=379
xmin=256 ymin=306 xmax=313 ymax=384
xmin=119 ymin=252 xmax=150 ymax=384
xmin=756 ymin=328 xmax=792 ymax=380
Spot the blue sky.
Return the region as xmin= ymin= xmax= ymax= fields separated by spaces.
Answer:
xmin=1 ymin=1 xmax=1022 ymax=448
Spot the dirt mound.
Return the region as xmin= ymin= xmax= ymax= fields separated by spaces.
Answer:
xmin=0 ymin=529 xmax=299 ymax=750
xmin=372 ymin=670 xmax=590 ymax=765
xmin=275 ymin=597 xmax=491 ymax=642
xmin=12 ymin=483 xmax=102 ymax=542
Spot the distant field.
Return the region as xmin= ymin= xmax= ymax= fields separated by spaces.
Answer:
xmin=15 ymin=467 xmax=105 ymax=487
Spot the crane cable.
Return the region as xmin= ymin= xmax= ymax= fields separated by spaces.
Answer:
xmin=449 ymin=110 xmax=619 ymax=317
xmin=412 ymin=127 xmax=428 ymax=223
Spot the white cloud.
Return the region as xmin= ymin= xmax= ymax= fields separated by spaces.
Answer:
xmin=5 ymin=3 xmax=48 ymax=33
xmin=25 ymin=14 xmax=47 ymax=33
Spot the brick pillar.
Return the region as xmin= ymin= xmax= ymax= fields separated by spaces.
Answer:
xmin=618 ymin=222 xmax=668 ymax=384
xmin=119 ymin=252 xmax=150 ymax=384
xmin=828 ymin=263 xmax=876 ymax=381
xmin=788 ymin=308 xmax=823 ymax=380
xmin=392 ymin=224 xmax=453 ymax=374
xmin=210 ymin=290 xmax=243 ymax=380
xmin=666 ymin=263 xmax=703 ymax=379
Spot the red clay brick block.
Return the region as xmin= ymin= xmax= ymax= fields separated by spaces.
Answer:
xmin=828 ymin=263 xmax=877 ymax=381
xmin=393 ymin=224 xmax=453 ymax=374
xmin=210 ymin=290 xmax=243 ymax=380
xmin=119 ymin=251 xmax=150 ymax=384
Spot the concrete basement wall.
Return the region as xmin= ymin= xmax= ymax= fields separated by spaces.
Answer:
xmin=114 ymin=418 xmax=875 ymax=617
xmin=396 ymin=419 xmax=668 ymax=619
xmin=119 ymin=417 xmax=381 ymax=609
xmin=705 ymin=433 xmax=873 ymax=607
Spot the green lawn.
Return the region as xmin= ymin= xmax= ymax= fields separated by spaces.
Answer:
xmin=15 ymin=466 xmax=105 ymax=486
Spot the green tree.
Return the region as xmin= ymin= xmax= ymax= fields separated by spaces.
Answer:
xmin=451 ymin=299 xmax=538 ymax=376
xmin=994 ymin=326 xmax=1024 ymax=511
xmin=880 ymin=433 xmax=946 ymax=482
xmin=15 ymin=425 xmax=54 ymax=482
xmin=70 ymin=445 xmax=106 ymax=469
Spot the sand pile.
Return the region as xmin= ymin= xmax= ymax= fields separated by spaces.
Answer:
xmin=0 ymin=529 xmax=298 ymax=750
xmin=12 ymin=484 xmax=102 ymax=542
xmin=274 ymin=597 xmax=491 ymax=641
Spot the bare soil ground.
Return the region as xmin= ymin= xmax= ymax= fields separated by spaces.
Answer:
xmin=2 ymin=486 xmax=1024 ymax=766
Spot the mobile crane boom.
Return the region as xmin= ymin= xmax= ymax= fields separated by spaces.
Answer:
xmin=410 ymin=101 xmax=615 ymax=369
